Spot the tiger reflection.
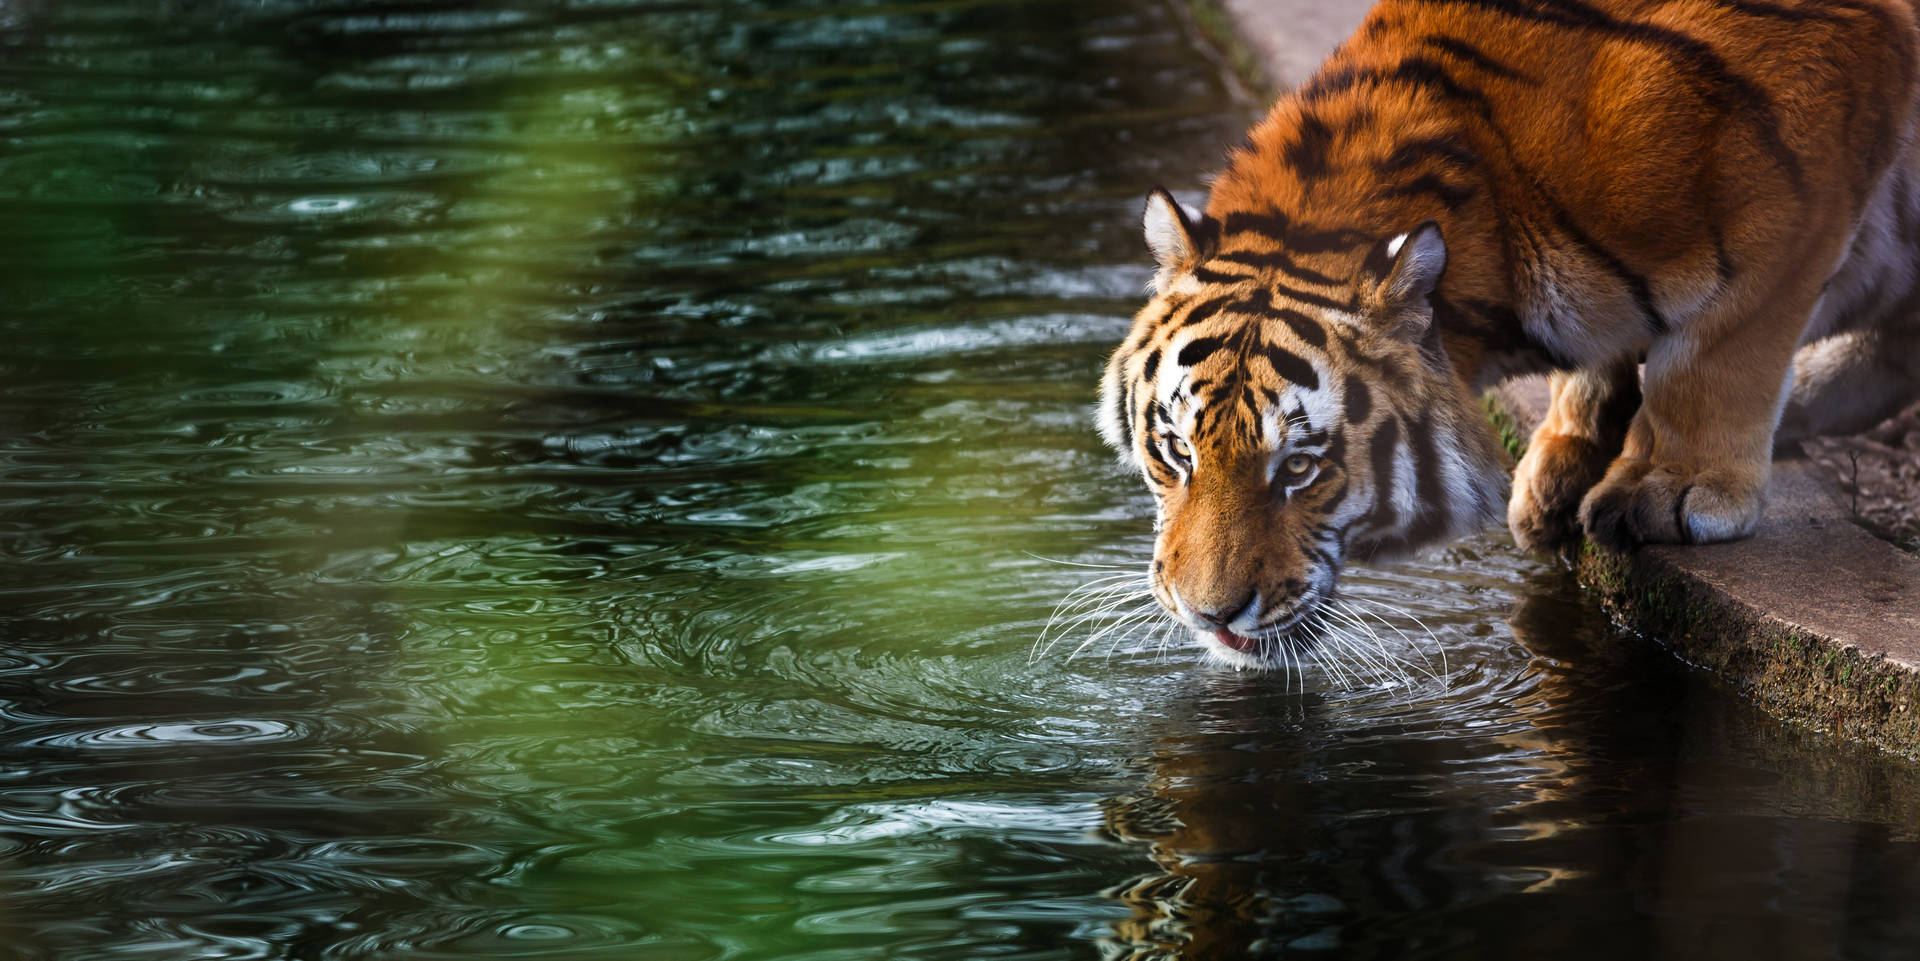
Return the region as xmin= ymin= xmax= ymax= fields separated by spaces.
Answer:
xmin=1092 ymin=577 xmax=1920 ymax=960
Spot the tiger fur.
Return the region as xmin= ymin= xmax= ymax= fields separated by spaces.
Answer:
xmin=1099 ymin=0 xmax=1920 ymax=668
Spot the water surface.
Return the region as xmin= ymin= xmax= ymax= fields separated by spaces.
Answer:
xmin=3 ymin=1 xmax=1920 ymax=959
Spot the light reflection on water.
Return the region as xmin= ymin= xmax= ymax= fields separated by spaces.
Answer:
xmin=3 ymin=1 xmax=1920 ymax=959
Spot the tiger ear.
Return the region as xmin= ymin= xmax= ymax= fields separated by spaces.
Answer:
xmin=1143 ymin=187 xmax=1199 ymax=291
xmin=1362 ymin=221 xmax=1447 ymax=337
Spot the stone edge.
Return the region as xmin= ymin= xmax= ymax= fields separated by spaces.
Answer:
xmin=1488 ymin=379 xmax=1920 ymax=758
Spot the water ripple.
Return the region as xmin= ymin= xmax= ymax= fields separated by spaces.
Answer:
xmin=6 ymin=1 xmax=1920 ymax=960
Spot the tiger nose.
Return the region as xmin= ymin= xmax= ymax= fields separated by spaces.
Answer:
xmin=1194 ymin=591 xmax=1255 ymax=627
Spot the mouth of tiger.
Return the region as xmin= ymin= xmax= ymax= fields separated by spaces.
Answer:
xmin=1200 ymin=594 xmax=1325 ymax=667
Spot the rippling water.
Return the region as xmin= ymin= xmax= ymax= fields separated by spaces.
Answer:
xmin=4 ymin=1 xmax=1920 ymax=959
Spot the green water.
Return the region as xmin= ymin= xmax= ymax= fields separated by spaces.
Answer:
xmin=4 ymin=1 xmax=1920 ymax=958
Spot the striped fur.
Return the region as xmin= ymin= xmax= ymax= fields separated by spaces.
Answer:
xmin=1100 ymin=0 xmax=1920 ymax=668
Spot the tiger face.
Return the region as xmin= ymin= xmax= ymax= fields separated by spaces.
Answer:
xmin=1099 ymin=189 xmax=1508 ymax=669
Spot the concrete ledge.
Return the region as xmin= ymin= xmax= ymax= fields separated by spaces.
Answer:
xmin=1488 ymin=380 xmax=1920 ymax=755
xmin=1204 ymin=1 xmax=1920 ymax=755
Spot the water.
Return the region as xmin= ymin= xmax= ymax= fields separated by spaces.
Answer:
xmin=2 ymin=1 xmax=1920 ymax=958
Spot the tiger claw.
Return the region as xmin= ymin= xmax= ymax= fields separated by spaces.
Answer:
xmin=1577 ymin=459 xmax=1763 ymax=552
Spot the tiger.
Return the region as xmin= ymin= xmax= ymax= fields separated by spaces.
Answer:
xmin=1099 ymin=0 xmax=1920 ymax=668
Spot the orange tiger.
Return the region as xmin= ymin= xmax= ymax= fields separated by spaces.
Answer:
xmin=1100 ymin=0 xmax=1920 ymax=667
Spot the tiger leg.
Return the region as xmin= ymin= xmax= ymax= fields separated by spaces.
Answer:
xmin=1775 ymin=325 xmax=1920 ymax=447
xmin=1507 ymin=359 xmax=1640 ymax=552
xmin=1579 ymin=267 xmax=1829 ymax=551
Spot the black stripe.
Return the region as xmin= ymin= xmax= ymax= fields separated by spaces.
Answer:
xmin=1457 ymin=296 xmax=1521 ymax=330
xmin=1385 ymin=172 xmax=1477 ymax=209
xmin=1286 ymin=112 xmax=1336 ymax=181
xmin=1222 ymin=210 xmax=1292 ymax=240
xmin=1444 ymin=294 xmax=1566 ymax=364
xmin=1274 ymin=283 xmax=1358 ymax=313
xmin=1259 ymin=340 xmax=1320 ymax=390
xmin=1411 ymin=0 xmax=1805 ymax=190
xmin=1429 ymin=291 xmax=1470 ymax=331
xmin=1133 ymin=302 xmax=1179 ymax=348
xmin=1711 ymin=0 xmax=1848 ymax=23
xmin=1141 ymin=348 xmax=1160 ymax=384
xmin=1344 ymin=373 xmax=1372 ymax=425
xmin=1324 ymin=427 xmax=1347 ymax=477
xmin=1419 ymin=34 xmax=1534 ymax=82
xmin=1404 ymin=410 xmax=1450 ymax=544
xmin=1214 ymin=249 xmax=1341 ymax=287
xmin=1220 ymin=210 xmax=1369 ymax=255
xmin=1178 ymin=336 xmax=1226 ymax=368
xmin=1361 ymin=236 xmax=1397 ymax=280
xmin=1304 ymin=56 xmax=1497 ymax=118
xmin=1547 ymin=205 xmax=1667 ymax=334
xmin=1366 ymin=416 xmax=1401 ymax=529
xmin=1176 ymin=296 xmax=1232 ymax=329
xmin=1284 ymin=224 xmax=1372 ymax=255
xmin=1190 ymin=214 xmax=1221 ymax=256
xmin=1192 ymin=267 xmax=1247 ymax=286
xmin=1377 ymin=134 xmax=1481 ymax=174
xmin=1338 ymin=106 xmax=1377 ymax=138
xmin=1150 ymin=401 xmax=1173 ymax=429
xmin=1143 ymin=438 xmax=1178 ymax=475
xmin=1319 ymin=478 xmax=1349 ymax=512
xmin=1275 ymin=308 xmax=1328 ymax=349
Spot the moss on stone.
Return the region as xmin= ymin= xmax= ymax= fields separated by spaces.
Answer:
xmin=1571 ymin=548 xmax=1920 ymax=758
xmin=1480 ymin=391 xmax=1528 ymax=462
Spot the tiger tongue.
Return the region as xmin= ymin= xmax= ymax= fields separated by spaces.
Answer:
xmin=1214 ymin=629 xmax=1255 ymax=652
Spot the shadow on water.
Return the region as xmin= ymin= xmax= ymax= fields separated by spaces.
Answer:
xmin=1 ymin=0 xmax=1920 ymax=959
xmin=1099 ymin=565 xmax=1920 ymax=960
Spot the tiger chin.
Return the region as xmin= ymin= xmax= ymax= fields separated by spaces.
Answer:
xmin=1099 ymin=0 xmax=1920 ymax=669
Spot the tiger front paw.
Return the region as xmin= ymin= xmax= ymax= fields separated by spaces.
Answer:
xmin=1507 ymin=432 xmax=1615 ymax=553
xmin=1577 ymin=458 xmax=1766 ymax=553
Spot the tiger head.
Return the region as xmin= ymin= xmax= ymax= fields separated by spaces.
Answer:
xmin=1099 ymin=187 xmax=1509 ymax=669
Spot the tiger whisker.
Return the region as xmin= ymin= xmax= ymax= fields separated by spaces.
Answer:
xmin=1068 ymin=598 xmax=1163 ymax=662
xmin=1317 ymin=606 xmax=1414 ymax=693
xmin=1020 ymin=551 xmax=1138 ymax=570
xmin=1323 ymin=599 xmax=1437 ymax=687
xmin=1061 ymin=595 xmax=1159 ymax=654
xmin=1103 ymin=609 xmax=1172 ymax=663
xmin=1339 ymin=593 xmax=1449 ymax=683
xmin=1329 ymin=626 xmax=1383 ymax=691
xmin=1033 ymin=573 xmax=1151 ymax=661
xmin=1323 ymin=606 xmax=1427 ymax=695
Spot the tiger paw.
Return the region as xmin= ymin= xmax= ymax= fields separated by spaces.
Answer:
xmin=1577 ymin=459 xmax=1766 ymax=552
xmin=1507 ymin=432 xmax=1615 ymax=552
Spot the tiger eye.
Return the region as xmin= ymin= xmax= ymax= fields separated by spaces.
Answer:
xmin=1283 ymin=453 xmax=1314 ymax=476
xmin=1170 ymin=436 xmax=1192 ymax=460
